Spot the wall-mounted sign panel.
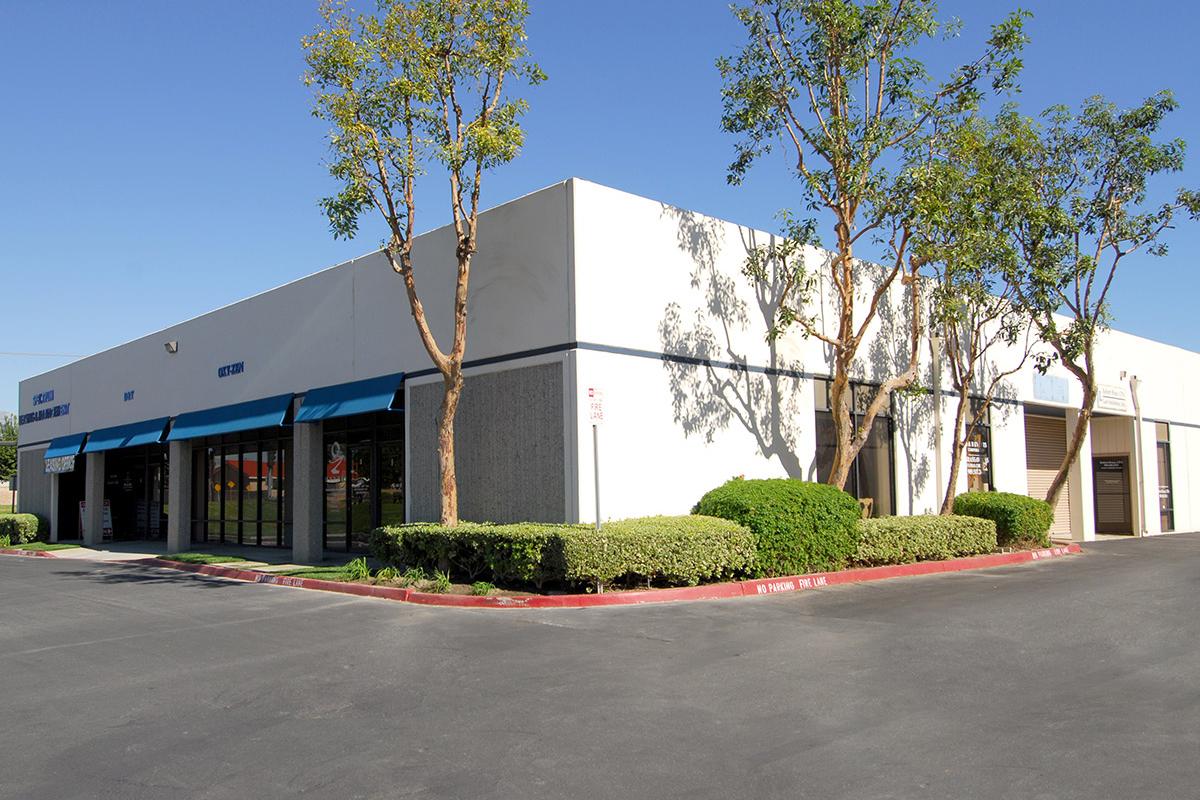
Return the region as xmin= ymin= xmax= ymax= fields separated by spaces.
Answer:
xmin=1032 ymin=374 xmax=1069 ymax=404
xmin=1096 ymin=383 xmax=1130 ymax=414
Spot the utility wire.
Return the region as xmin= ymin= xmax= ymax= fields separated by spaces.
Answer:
xmin=0 ymin=351 xmax=83 ymax=358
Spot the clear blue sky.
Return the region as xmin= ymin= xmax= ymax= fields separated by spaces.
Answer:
xmin=3 ymin=1 xmax=1198 ymax=415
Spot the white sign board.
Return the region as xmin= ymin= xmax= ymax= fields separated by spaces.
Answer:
xmin=79 ymin=499 xmax=114 ymax=542
xmin=1096 ymin=383 xmax=1130 ymax=414
xmin=587 ymin=387 xmax=605 ymax=425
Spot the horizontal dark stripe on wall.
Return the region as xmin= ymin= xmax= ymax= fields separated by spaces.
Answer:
xmin=19 ymin=343 xmax=1200 ymax=449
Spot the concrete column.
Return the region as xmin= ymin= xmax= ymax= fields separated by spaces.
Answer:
xmin=1139 ymin=419 xmax=1162 ymax=536
xmin=1066 ymin=410 xmax=1096 ymax=542
xmin=48 ymin=472 xmax=60 ymax=543
xmin=83 ymin=451 xmax=105 ymax=546
xmin=291 ymin=420 xmax=324 ymax=564
xmin=167 ymin=440 xmax=192 ymax=553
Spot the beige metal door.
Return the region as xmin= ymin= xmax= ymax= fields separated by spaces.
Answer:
xmin=1025 ymin=414 xmax=1072 ymax=537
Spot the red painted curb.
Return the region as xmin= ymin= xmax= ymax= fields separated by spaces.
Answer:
xmin=0 ymin=547 xmax=58 ymax=559
xmin=135 ymin=544 xmax=1083 ymax=609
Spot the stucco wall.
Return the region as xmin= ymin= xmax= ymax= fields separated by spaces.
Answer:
xmin=15 ymin=447 xmax=51 ymax=521
xmin=567 ymin=179 xmax=1200 ymax=533
xmin=16 ymin=182 xmax=570 ymax=448
xmin=407 ymin=360 xmax=566 ymax=524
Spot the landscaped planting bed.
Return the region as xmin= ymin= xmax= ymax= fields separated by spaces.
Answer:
xmin=143 ymin=482 xmax=1066 ymax=598
xmin=371 ymin=515 xmax=756 ymax=593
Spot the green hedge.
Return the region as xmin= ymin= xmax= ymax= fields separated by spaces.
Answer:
xmin=855 ymin=515 xmax=997 ymax=566
xmin=375 ymin=522 xmax=569 ymax=588
xmin=0 ymin=513 xmax=42 ymax=545
xmin=559 ymin=516 xmax=755 ymax=587
xmin=953 ymin=491 xmax=1053 ymax=547
xmin=694 ymin=478 xmax=861 ymax=576
xmin=370 ymin=515 xmax=755 ymax=590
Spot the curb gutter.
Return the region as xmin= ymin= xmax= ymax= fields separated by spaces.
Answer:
xmin=141 ymin=545 xmax=1080 ymax=609
xmin=0 ymin=547 xmax=58 ymax=559
xmin=1 ymin=545 xmax=1082 ymax=608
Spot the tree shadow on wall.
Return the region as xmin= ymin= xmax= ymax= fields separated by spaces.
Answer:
xmin=657 ymin=205 xmax=806 ymax=479
xmin=861 ymin=275 xmax=933 ymax=513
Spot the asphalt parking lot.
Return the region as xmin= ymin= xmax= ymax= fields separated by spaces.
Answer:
xmin=2 ymin=534 xmax=1198 ymax=800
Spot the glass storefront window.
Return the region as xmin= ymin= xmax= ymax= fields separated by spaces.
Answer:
xmin=1157 ymin=423 xmax=1174 ymax=533
xmin=380 ymin=442 xmax=405 ymax=527
xmin=965 ymin=398 xmax=993 ymax=493
xmin=191 ymin=429 xmax=290 ymax=547
xmin=322 ymin=412 xmax=404 ymax=552
xmin=350 ymin=444 xmax=373 ymax=551
xmin=814 ymin=379 xmax=895 ymax=517
xmin=101 ymin=444 xmax=168 ymax=541
xmin=324 ymin=439 xmax=348 ymax=551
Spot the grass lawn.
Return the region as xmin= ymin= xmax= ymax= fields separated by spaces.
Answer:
xmin=161 ymin=552 xmax=251 ymax=565
xmin=277 ymin=565 xmax=355 ymax=581
xmin=6 ymin=542 xmax=82 ymax=551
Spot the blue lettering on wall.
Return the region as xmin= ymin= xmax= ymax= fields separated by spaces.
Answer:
xmin=123 ymin=390 xmax=135 ymax=402
xmin=20 ymin=402 xmax=70 ymax=425
xmin=31 ymin=389 xmax=55 ymax=406
xmin=217 ymin=361 xmax=245 ymax=378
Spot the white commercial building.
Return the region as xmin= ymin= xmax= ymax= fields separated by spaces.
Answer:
xmin=14 ymin=179 xmax=1195 ymax=561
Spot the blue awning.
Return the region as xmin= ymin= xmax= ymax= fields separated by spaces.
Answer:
xmin=295 ymin=372 xmax=404 ymax=423
xmin=82 ymin=417 xmax=170 ymax=454
xmin=45 ymin=433 xmax=87 ymax=459
xmin=166 ymin=394 xmax=294 ymax=441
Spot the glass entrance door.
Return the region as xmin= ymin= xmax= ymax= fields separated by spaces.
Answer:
xmin=349 ymin=444 xmax=374 ymax=551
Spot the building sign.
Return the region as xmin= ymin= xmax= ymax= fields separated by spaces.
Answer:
xmin=45 ymin=455 xmax=76 ymax=474
xmin=20 ymin=402 xmax=70 ymax=425
xmin=1095 ymin=383 xmax=1130 ymax=414
xmin=217 ymin=361 xmax=245 ymax=378
xmin=1032 ymin=374 xmax=1069 ymax=404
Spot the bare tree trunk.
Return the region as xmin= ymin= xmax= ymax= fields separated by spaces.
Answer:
xmin=1045 ymin=344 xmax=1096 ymax=512
xmin=825 ymin=230 xmax=858 ymax=490
xmin=940 ymin=388 xmax=971 ymax=514
xmin=437 ymin=368 xmax=463 ymax=526
xmin=1045 ymin=379 xmax=1094 ymax=512
xmin=827 ymin=365 xmax=855 ymax=489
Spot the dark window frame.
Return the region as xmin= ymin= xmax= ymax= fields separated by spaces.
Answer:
xmin=322 ymin=410 xmax=405 ymax=553
xmin=965 ymin=397 xmax=994 ymax=492
xmin=814 ymin=378 xmax=897 ymax=516
xmin=1157 ymin=423 xmax=1174 ymax=533
xmin=190 ymin=426 xmax=291 ymax=548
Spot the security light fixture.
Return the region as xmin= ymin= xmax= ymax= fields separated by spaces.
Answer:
xmin=164 ymin=340 xmax=179 ymax=354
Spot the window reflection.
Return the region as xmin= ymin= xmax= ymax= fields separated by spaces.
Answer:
xmin=322 ymin=413 xmax=405 ymax=552
xmin=191 ymin=432 xmax=290 ymax=547
xmin=814 ymin=379 xmax=894 ymax=517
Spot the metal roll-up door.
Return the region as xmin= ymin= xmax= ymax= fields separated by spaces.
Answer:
xmin=1025 ymin=414 xmax=1072 ymax=537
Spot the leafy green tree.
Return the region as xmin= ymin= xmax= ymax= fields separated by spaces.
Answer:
xmin=1008 ymin=92 xmax=1200 ymax=510
xmin=303 ymin=0 xmax=542 ymax=525
xmin=0 ymin=414 xmax=16 ymax=482
xmin=719 ymin=0 xmax=1026 ymax=491
xmin=908 ymin=111 xmax=1039 ymax=513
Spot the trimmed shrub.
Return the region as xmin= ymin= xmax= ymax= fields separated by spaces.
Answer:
xmin=560 ymin=516 xmax=755 ymax=588
xmin=694 ymin=478 xmax=861 ymax=577
xmin=0 ymin=513 xmax=41 ymax=545
xmin=855 ymin=515 xmax=997 ymax=566
xmin=371 ymin=523 xmax=571 ymax=589
xmin=370 ymin=516 xmax=755 ymax=590
xmin=953 ymin=491 xmax=1053 ymax=547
